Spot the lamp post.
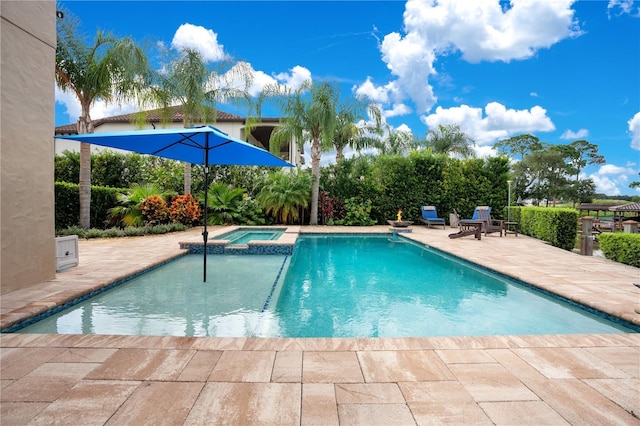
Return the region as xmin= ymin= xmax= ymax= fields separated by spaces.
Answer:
xmin=507 ymin=180 xmax=513 ymax=222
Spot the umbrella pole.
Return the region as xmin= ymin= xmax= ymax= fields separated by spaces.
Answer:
xmin=203 ymin=134 xmax=209 ymax=282
xmin=203 ymin=165 xmax=208 ymax=282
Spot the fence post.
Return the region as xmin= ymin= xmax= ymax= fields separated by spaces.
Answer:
xmin=580 ymin=216 xmax=593 ymax=256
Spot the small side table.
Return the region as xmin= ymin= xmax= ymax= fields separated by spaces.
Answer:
xmin=503 ymin=221 xmax=519 ymax=236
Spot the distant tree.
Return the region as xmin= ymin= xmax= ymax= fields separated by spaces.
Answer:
xmin=514 ymin=146 xmax=570 ymax=206
xmin=629 ymin=173 xmax=640 ymax=189
xmin=56 ymin=9 xmax=148 ymax=228
xmin=494 ymin=134 xmax=543 ymax=160
xmin=424 ymin=124 xmax=475 ymax=158
xmin=558 ymin=140 xmax=605 ymax=181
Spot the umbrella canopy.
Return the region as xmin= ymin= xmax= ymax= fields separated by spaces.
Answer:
xmin=55 ymin=125 xmax=292 ymax=167
xmin=56 ymin=125 xmax=293 ymax=281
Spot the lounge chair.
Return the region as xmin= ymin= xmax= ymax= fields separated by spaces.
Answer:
xmin=471 ymin=206 xmax=491 ymax=220
xmin=450 ymin=206 xmax=491 ymax=227
xmin=477 ymin=210 xmax=503 ymax=237
xmin=420 ymin=205 xmax=446 ymax=229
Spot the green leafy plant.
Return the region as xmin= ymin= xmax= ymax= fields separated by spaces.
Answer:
xmin=338 ymin=198 xmax=376 ymax=226
xmin=257 ymin=170 xmax=312 ymax=224
xmin=203 ymin=182 xmax=246 ymax=225
xmin=108 ymin=184 xmax=164 ymax=227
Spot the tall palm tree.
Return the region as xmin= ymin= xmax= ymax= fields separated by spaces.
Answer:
xmin=55 ymin=9 xmax=148 ymax=228
xmin=424 ymin=124 xmax=476 ymax=158
xmin=332 ymin=103 xmax=382 ymax=163
xmin=140 ymin=48 xmax=252 ymax=194
xmin=270 ymin=81 xmax=339 ymax=225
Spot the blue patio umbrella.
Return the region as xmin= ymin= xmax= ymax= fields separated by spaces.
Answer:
xmin=56 ymin=125 xmax=293 ymax=281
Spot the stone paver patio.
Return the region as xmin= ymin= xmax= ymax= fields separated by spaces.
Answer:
xmin=1 ymin=225 xmax=639 ymax=425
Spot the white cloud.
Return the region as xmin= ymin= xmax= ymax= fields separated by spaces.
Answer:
xmin=589 ymin=163 xmax=639 ymax=195
xmin=608 ymin=0 xmax=640 ymax=18
xmin=421 ymin=102 xmax=555 ymax=145
xmin=383 ymin=103 xmax=412 ymax=119
xmin=273 ymin=65 xmax=312 ymax=90
xmin=590 ymin=174 xmax=621 ymax=195
xmin=171 ymin=23 xmax=226 ymax=62
xmin=628 ymin=112 xmax=640 ymax=150
xmin=560 ymin=128 xmax=589 ymax=139
xmin=55 ymin=86 xmax=81 ymax=122
xmin=55 ymin=86 xmax=138 ymax=124
xmin=530 ymin=92 xmax=539 ymax=98
xmin=355 ymin=77 xmax=390 ymax=104
xmin=357 ymin=0 xmax=581 ymax=114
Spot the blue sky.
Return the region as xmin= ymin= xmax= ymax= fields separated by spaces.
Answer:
xmin=55 ymin=0 xmax=640 ymax=196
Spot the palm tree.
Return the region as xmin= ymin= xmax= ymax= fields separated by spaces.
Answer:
xmin=424 ymin=124 xmax=475 ymax=158
xmin=332 ymin=103 xmax=382 ymax=163
xmin=140 ymin=48 xmax=252 ymax=194
xmin=376 ymin=124 xmax=421 ymax=156
xmin=55 ymin=9 xmax=148 ymax=228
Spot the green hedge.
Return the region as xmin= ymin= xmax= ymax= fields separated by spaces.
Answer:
xmin=55 ymin=182 xmax=126 ymax=230
xmin=599 ymin=233 xmax=640 ymax=267
xmin=320 ymin=152 xmax=511 ymax=224
xmin=505 ymin=206 xmax=578 ymax=251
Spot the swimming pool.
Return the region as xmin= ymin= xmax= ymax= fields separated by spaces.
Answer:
xmin=12 ymin=234 xmax=637 ymax=337
xmin=213 ymin=227 xmax=286 ymax=245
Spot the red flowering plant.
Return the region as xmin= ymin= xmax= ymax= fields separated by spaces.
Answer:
xmin=169 ymin=194 xmax=202 ymax=226
xmin=140 ymin=195 xmax=170 ymax=225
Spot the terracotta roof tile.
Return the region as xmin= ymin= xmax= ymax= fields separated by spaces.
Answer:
xmin=55 ymin=105 xmax=247 ymax=135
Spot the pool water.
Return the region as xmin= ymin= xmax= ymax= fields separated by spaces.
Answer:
xmin=14 ymin=234 xmax=636 ymax=337
xmin=275 ymin=235 xmax=634 ymax=337
xmin=213 ymin=228 xmax=285 ymax=245
xmin=17 ymin=255 xmax=289 ymax=337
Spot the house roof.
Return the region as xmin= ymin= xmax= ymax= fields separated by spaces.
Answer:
xmin=54 ymin=105 xmax=280 ymax=135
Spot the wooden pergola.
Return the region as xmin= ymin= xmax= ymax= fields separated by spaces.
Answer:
xmin=578 ymin=203 xmax=615 ymax=218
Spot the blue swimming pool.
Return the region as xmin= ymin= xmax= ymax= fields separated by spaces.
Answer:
xmin=12 ymin=234 xmax=637 ymax=337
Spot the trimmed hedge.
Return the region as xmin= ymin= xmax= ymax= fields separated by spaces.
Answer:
xmin=55 ymin=182 xmax=127 ymax=230
xmin=599 ymin=233 xmax=640 ymax=267
xmin=505 ymin=206 xmax=578 ymax=251
xmin=320 ymin=152 xmax=511 ymax=224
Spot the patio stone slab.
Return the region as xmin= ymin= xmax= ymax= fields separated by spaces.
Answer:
xmin=185 ymin=382 xmax=301 ymax=425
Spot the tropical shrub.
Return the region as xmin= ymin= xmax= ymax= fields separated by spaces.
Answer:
xmin=319 ymin=191 xmax=346 ymax=225
xmin=108 ymin=184 xmax=164 ymax=227
xmin=140 ymin=194 xmax=170 ymax=224
xmin=236 ymin=196 xmax=267 ymax=225
xmin=169 ymin=194 xmax=201 ymax=225
xmin=337 ymin=198 xmax=376 ymax=226
xmin=599 ymin=233 xmax=640 ymax=267
xmin=203 ymin=182 xmax=246 ymax=225
xmin=257 ymin=170 xmax=312 ymax=224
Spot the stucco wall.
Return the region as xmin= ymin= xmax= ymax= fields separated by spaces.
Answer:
xmin=1 ymin=1 xmax=56 ymax=294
